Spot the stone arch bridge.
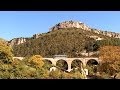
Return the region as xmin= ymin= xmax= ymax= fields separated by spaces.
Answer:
xmin=13 ymin=57 xmax=102 ymax=72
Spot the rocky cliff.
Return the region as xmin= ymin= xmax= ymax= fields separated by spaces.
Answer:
xmin=8 ymin=37 xmax=28 ymax=46
xmin=50 ymin=20 xmax=120 ymax=38
xmin=50 ymin=20 xmax=91 ymax=31
xmin=9 ymin=33 xmax=43 ymax=46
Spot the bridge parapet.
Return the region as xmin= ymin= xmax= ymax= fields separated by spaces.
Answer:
xmin=13 ymin=57 xmax=24 ymax=60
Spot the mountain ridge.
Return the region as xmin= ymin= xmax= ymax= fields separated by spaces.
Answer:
xmin=8 ymin=20 xmax=120 ymax=46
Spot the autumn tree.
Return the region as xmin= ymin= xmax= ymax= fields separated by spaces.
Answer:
xmin=28 ymin=55 xmax=44 ymax=69
xmin=99 ymin=46 xmax=120 ymax=75
xmin=0 ymin=39 xmax=13 ymax=63
xmin=99 ymin=46 xmax=120 ymax=62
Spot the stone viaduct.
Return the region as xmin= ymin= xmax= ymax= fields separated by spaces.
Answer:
xmin=13 ymin=56 xmax=102 ymax=72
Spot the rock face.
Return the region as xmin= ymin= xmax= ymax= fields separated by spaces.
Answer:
xmin=50 ymin=20 xmax=120 ymax=38
xmin=8 ymin=37 xmax=27 ymax=46
xmin=92 ymin=29 xmax=120 ymax=38
xmin=50 ymin=20 xmax=91 ymax=31
xmin=33 ymin=34 xmax=40 ymax=39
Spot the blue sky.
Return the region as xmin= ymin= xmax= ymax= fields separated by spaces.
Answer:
xmin=0 ymin=11 xmax=120 ymax=40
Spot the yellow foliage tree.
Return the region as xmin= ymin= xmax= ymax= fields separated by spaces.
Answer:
xmin=99 ymin=46 xmax=120 ymax=62
xmin=0 ymin=39 xmax=13 ymax=63
xmin=28 ymin=55 xmax=44 ymax=68
xmin=99 ymin=46 xmax=120 ymax=75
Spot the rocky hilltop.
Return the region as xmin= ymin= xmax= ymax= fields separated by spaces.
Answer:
xmin=50 ymin=20 xmax=120 ymax=38
xmin=50 ymin=20 xmax=91 ymax=31
xmin=8 ymin=20 xmax=120 ymax=46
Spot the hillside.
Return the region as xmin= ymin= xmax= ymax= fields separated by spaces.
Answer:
xmin=10 ymin=20 xmax=120 ymax=57
xmin=12 ymin=29 xmax=111 ymax=57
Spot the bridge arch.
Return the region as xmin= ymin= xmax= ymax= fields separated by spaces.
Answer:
xmin=71 ymin=59 xmax=83 ymax=69
xmin=42 ymin=58 xmax=56 ymax=65
xmin=43 ymin=59 xmax=53 ymax=70
xmin=56 ymin=59 xmax=68 ymax=70
xmin=86 ymin=59 xmax=99 ymax=74
xmin=86 ymin=59 xmax=99 ymax=66
xmin=43 ymin=59 xmax=52 ymax=64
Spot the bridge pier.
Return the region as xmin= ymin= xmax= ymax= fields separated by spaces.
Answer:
xmin=51 ymin=61 xmax=56 ymax=66
xmin=82 ymin=60 xmax=86 ymax=67
xmin=66 ymin=60 xmax=73 ymax=72
xmin=67 ymin=63 xmax=72 ymax=72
